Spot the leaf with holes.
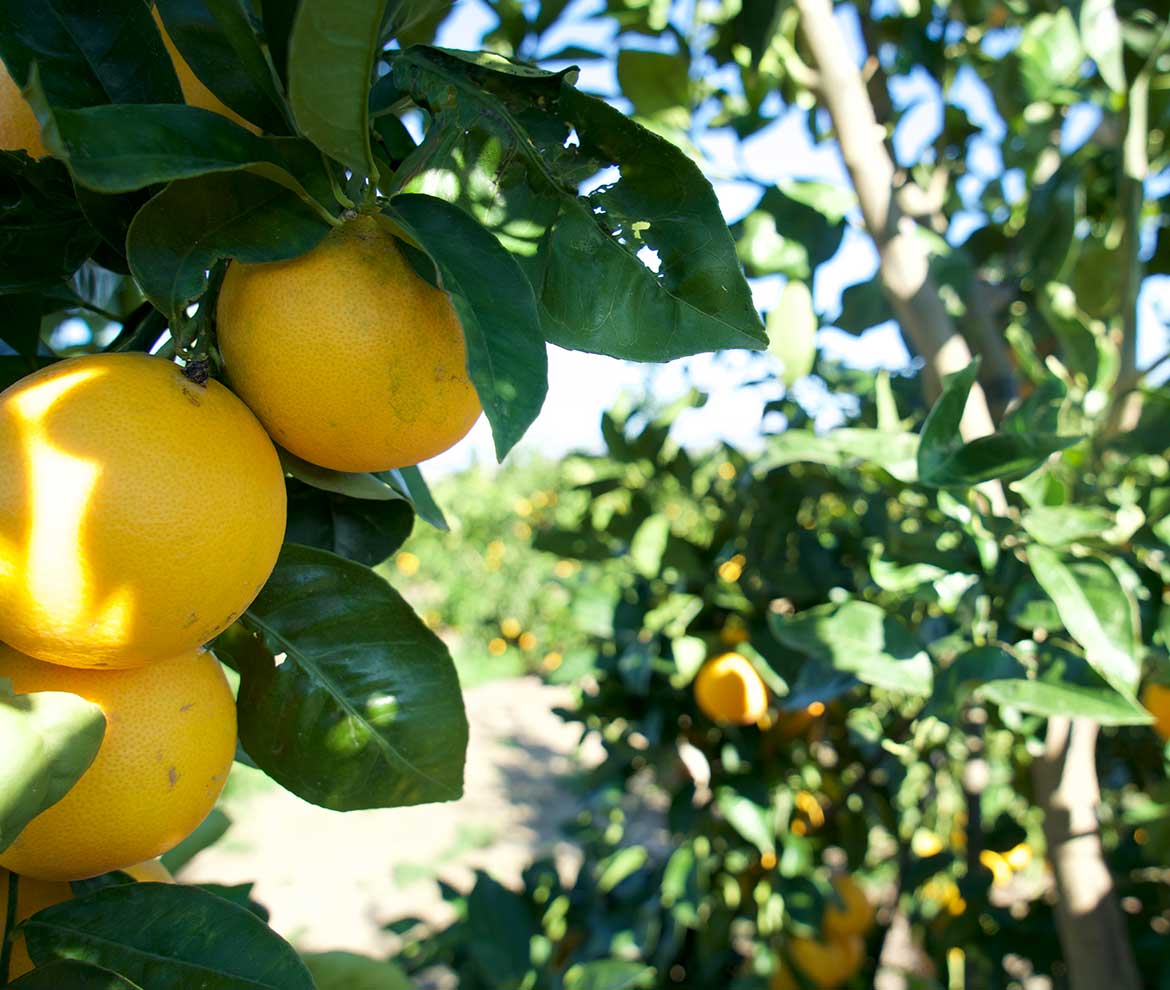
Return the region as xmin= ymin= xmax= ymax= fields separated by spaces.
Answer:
xmin=215 ymin=544 xmax=467 ymax=810
xmin=392 ymin=46 xmax=765 ymax=361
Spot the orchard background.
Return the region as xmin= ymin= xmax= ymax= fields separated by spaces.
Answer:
xmin=1 ymin=0 xmax=1170 ymax=989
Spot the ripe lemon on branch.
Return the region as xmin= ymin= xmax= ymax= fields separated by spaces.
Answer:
xmin=0 ymin=59 xmax=45 ymax=158
xmin=0 ymin=353 xmax=285 ymax=668
xmin=693 ymin=652 xmax=769 ymax=725
xmin=0 ymin=644 xmax=236 ymax=881
xmin=823 ymin=874 xmax=875 ymax=938
xmin=217 ymin=212 xmax=482 ymax=472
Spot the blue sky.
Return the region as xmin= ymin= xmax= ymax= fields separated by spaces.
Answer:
xmin=420 ymin=0 xmax=1170 ymax=473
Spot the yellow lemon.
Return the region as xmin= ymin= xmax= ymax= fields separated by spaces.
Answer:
xmin=122 ymin=858 xmax=176 ymax=883
xmin=0 ymin=353 xmax=285 ymax=668
xmin=789 ymin=932 xmax=865 ymax=987
xmin=0 ymin=870 xmax=71 ymax=979
xmin=1142 ymin=683 xmax=1170 ymax=740
xmin=693 ymin=652 xmax=769 ymax=726
xmin=217 ymin=212 xmax=482 ymax=472
xmin=153 ymin=7 xmax=259 ymax=132
xmin=0 ymin=58 xmax=45 ymax=158
xmin=823 ymin=874 xmax=875 ymax=938
xmin=0 ymin=644 xmax=236 ymax=881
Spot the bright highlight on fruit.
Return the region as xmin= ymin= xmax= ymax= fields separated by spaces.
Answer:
xmin=0 ymin=354 xmax=286 ymax=668
xmin=217 ymin=212 xmax=482 ymax=472
xmin=0 ymin=644 xmax=237 ymax=881
xmin=693 ymin=652 xmax=769 ymax=725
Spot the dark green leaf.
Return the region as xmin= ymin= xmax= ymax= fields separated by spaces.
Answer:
xmin=23 ymin=883 xmax=313 ymax=989
xmin=217 ymin=545 xmax=467 ymax=810
xmin=8 ymin=960 xmax=143 ymax=989
xmin=735 ymin=182 xmax=850 ymax=281
xmin=388 ymin=465 xmax=448 ymax=531
xmin=260 ymin=0 xmax=297 ymax=87
xmin=392 ymin=46 xmax=766 ymax=361
xmin=465 ymin=873 xmax=533 ymax=986
xmin=926 ymin=646 xmax=1026 ymax=722
xmin=616 ymin=48 xmax=690 ymax=124
xmin=0 ymin=688 xmax=105 ymax=855
xmin=918 ymin=359 xmax=978 ymax=481
xmin=155 ymin=0 xmax=291 ymax=134
xmin=0 ymin=0 xmax=182 ymax=109
xmin=831 ymin=278 xmax=893 ymax=335
xmin=126 ymin=171 xmax=332 ymax=319
xmin=769 ymin=600 xmax=932 ymax=695
xmin=286 ymin=478 xmax=415 ymax=567
xmin=386 ymin=193 xmax=548 ymax=460
xmin=288 ymin=0 xmax=386 ymax=176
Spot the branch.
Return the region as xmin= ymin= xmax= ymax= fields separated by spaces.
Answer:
xmin=793 ymin=0 xmax=995 ymax=444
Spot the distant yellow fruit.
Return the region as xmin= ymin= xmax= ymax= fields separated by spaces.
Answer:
xmin=693 ymin=652 xmax=768 ymax=726
xmin=500 ymin=617 xmax=522 ymax=639
xmin=153 ymin=7 xmax=259 ymax=133
xmin=0 ymin=870 xmax=71 ymax=979
xmin=217 ymin=212 xmax=482 ymax=472
xmin=789 ymin=932 xmax=865 ymax=987
xmin=0 ymin=645 xmax=236 ymax=881
xmin=1142 ymin=683 xmax=1170 ymax=740
xmin=0 ymin=354 xmax=285 ymax=668
xmin=823 ymin=874 xmax=875 ymax=938
xmin=0 ymin=58 xmax=45 ymax=158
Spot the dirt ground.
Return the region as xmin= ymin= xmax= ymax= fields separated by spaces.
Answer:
xmin=180 ymin=677 xmax=592 ymax=957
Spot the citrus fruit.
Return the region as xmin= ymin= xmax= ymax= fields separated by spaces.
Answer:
xmin=0 ymin=57 xmax=46 ymax=158
xmin=693 ymin=652 xmax=769 ymax=725
xmin=769 ymin=961 xmax=798 ymax=990
xmin=823 ymin=874 xmax=874 ymax=938
xmin=153 ymin=7 xmax=259 ymax=133
xmin=216 ymin=212 xmax=482 ymax=472
xmin=1142 ymin=683 xmax=1170 ymax=740
xmin=0 ymin=644 xmax=236 ymax=881
xmin=0 ymin=353 xmax=285 ymax=668
xmin=0 ymin=870 xmax=71 ymax=979
xmin=789 ymin=932 xmax=865 ymax=987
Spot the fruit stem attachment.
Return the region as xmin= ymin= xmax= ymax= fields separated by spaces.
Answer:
xmin=0 ymin=871 xmax=18 ymax=982
xmin=182 ymin=357 xmax=210 ymax=386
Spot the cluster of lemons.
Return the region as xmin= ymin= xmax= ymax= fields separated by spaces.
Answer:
xmin=0 ymin=15 xmax=482 ymax=978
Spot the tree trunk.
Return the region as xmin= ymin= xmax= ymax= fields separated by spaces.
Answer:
xmin=792 ymin=1 xmax=1140 ymax=985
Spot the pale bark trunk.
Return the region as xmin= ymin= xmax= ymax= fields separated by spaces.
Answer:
xmin=792 ymin=1 xmax=1139 ymax=985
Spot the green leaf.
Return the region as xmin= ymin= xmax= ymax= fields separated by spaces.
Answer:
xmin=301 ymin=952 xmax=411 ymax=990
xmin=261 ymin=0 xmax=297 ymax=88
xmin=1077 ymin=0 xmax=1126 ymax=92
xmin=286 ymin=478 xmax=414 ymax=567
xmin=288 ymin=0 xmax=386 ymax=176
xmin=596 ymin=845 xmax=649 ymax=891
xmin=216 ymin=545 xmax=467 ymax=811
xmin=735 ymin=182 xmax=850 ymax=280
xmin=564 ymin=961 xmax=656 ymax=990
xmin=0 ymin=155 xmax=99 ymax=291
xmin=32 ymin=96 xmax=327 ymax=201
xmin=126 ymin=171 xmax=332 ymax=319
xmin=978 ymin=680 xmax=1149 ymax=725
xmin=389 ymin=465 xmax=449 ymax=531
xmin=1016 ymin=8 xmax=1084 ymax=102
xmin=755 ymin=428 xmax=919 ymax=484
xmin=831 ymin=278 xmax=893 ymax=335
xmin=392 ymin=47 xmax=766 ymax=361
xmin=927 ymin=646 xmax=1026 ymax=722
xmin=385 ymin=194 xmax=547 ymax=460
xmin=160 ymin=807 xmax=231 ymax=874
xmin=464 ymin=873 xmax=533 ymax=986
xmin=0 ymin=688 xmax=105 ymax=855
xmin=154 ymin=0 xmax=290 ymax=134
xmin=616 ymin=48 xmax=690 ymax=125
xmin=23 ymin=883 xmax=314 ymax=989
xmin=918 ymin=360 xmax=1077 ymax=486
xmin=715 ymin=790 xmax=775 ymax=854
xmin=1026 ymin=545 xmax=1140 ymax=693
xmin=1021 ymin=506 xmax=1117 ymax=546
xmin=0 ymin=0 xmax=182 ymax=108
xmin=917 ymin=359 xmax=978 ymax=480
xmin=768 ymin=279 xmax=818 ymax=385
xmin=8 ymin=960 xmax=143 ymax=989
xmin=769 ymin=600 xmax=933 ymax=695
xmin=630 ymin=514 xmax=671 ymax=579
